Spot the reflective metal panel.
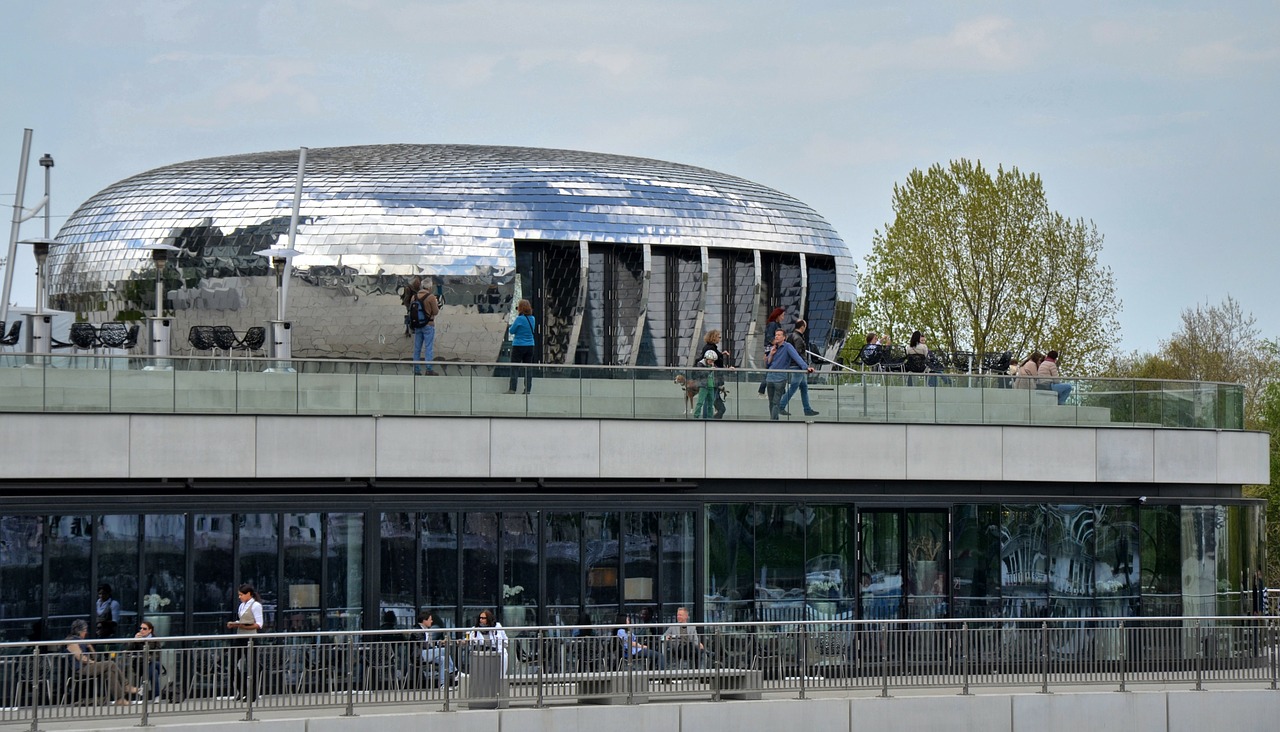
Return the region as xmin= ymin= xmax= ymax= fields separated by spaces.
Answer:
xmin=51 ymin=145 xmax=854 ymax=361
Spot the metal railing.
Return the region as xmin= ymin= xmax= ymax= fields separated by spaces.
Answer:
xmin=0 ymin=616 xmax=1275 ymax=728
xmin=0 ymin=352 xmax=1246 ymax=430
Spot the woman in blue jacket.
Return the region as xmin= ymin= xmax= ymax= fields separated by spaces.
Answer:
xmin=507 ymin=299 xmax=537 ymax=394
xmin=765 ymin=328 xmax=812 ymax=420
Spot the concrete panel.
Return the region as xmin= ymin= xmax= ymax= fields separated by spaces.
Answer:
xmin=682 ymin=697 xmax=848 ymax=732
xmin=0 ymin=413 xmax=131 ymax=479
xmin=807 ymin=423 xmax=907 ymax=480
xmin=1154 ymin=430 xmax=1218 ymax=483
xmin=311 ymin=711 xmax=498 ymax=732
xmin=707 ymin=421 xmax=808 ymax=479
xmin=1011 ymin=690 xmax=1167 ymax=732
xmin=1097 ymin=429 xmax=1154 ymax=483
xmin=851 ymin=694 xmax=1010 ymax=732
xmin=1167 ymin=689 xmax=1280 ymax=732
xmin=600 ymin=420 xmax=706 ymax=478
xmin=255 ymin=416 xmax=376 ymax=478
xmin=489 ymin=419 xmax=600 ymax=477
xmin=376 ymin=417 xmax=492 ymax=478
xmin=1002 ymin=426 xmax=1097 ymax=482
xmin=1217 ymin=431 xmax=1271 ymax=485
xmin=906 ymin=425 xmax=1004 ymax=481
xmin=129 ymin=415 xmax=256 ymax=478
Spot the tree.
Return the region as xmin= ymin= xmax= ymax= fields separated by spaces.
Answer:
xmin=846 ymin=160 xmax=1121 ymax=373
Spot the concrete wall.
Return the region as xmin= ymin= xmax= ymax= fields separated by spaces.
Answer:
xmin=0 ymin=412 xmax=1269 ymax=486
xmin=60 ymin=689 xmax=1280 ymax=732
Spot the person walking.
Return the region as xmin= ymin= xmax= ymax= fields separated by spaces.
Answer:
xmin=507 ymin=299 xmax=536 ymax=394
xmin=764 ymin=328 xmax=813 ymax=420
xmin=756 ymin=307 xmax=785 ymax=397
xmin=409 ymin=285 xmax=440 ymax=376
xmin=777 ymin=319 xmax=819 ymax=417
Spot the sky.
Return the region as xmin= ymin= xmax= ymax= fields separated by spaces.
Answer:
xmin=1 ymin=0 xmax=1277 ymax=355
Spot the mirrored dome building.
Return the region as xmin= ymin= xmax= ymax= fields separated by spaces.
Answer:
xmin=50 ymin=144 xmax=855 ymax=365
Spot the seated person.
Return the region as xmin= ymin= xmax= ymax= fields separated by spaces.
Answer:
xmin=616 ymin=613 xmax=665 ymax=669
xmin=416 ymin=612 xmax=456 ymax=687
xmin=132 ymin=620 xmax=164 ymax=700
xmin=65 ymin=618 xmax=141 ymax=705
xmin=466 ymin=610 xmax=508 ymax=676
xmin=661 ymin=606 xmax=711 ymax=668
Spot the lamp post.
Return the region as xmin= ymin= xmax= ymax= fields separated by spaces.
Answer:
xmin=38 ymin=154 xmax=53 ymax=240
xmin=16 ymin=237 xmax=57 ymax=354
xmin=142 ymin=242 xmax=180 ymax=362
xmin=254 ymin=246 xmax=301 ymax=370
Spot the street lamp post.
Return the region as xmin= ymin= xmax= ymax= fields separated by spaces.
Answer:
xmin=142 ymin=243 xmax=180 ymax=361
xmin=17 ymin=237 xmax=56 ymax=354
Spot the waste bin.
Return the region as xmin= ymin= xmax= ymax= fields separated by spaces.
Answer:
xmin=466 ymin=649 xmax=507 ymax=709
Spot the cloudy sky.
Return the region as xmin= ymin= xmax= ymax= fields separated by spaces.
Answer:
xmin=1 ymin=1 xmax=1276 ymax=354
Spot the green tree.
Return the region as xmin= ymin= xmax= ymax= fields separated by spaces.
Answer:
xmin=846 ymin=159 xmax=1121 ymax=373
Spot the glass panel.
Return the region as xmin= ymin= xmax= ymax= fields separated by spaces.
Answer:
xmin=1139 ymin=505 xmax=1182 ymax=616
xmin=379 ymin=512 xmax=416 ymax=620
xmin=192 ymin=513 xmax=233 ymax=635
xmin=622 ymin=512 xmax=659 ymax=622
xmin=501 ymin=511 xmax=538 ymax=628
xmin=142 ymin=514 xmax=186 ymax=637
xmin=755 ymin=504 xmax=805 ymax=623
xmin=952 ymin=505 xmax=1001 ymax=618
xmin=282 ymin=512 xmax=322 ymax=631
xmin=906 ymin=512 xmax=948 ymax=619
xmin=545 ymin=512 xmax=582 ymax=627
xmin=95 ymin=515 xmax=139 ymax=637
xmin=661 ymin=511 xmax=696 ymax=618
xmin=706 ymin=504 xmax=752 ymax=622
xmin=421 ymin=512 xmax=458 ymax=627
xmin=47 ymin=515 xmax=92 ymax=637
xmin=462 ymin=512 xmax=499 ymax=625
xmin=860 ymin=511 xmax=902 ymax=620
xmin=1095 ymin=505 xmax=1139 ymax=618
xmin=584 ymin=512 xmax=620 ymax=623
xmin=239 ymin=513 xmax=279 ymax=631
xmin=806 ymin=505 xmax=856 ymax=620
xmin=1216 ymin=505 xmax=1242 ymax=615
xmin=0 ymin=516 xmax=43 ymax=642
xmin=1046 ymin=505 xmax=1095 ymax=618
xmin=327 ymin=513 xmax=363 ymax=630
xmin=1000 ymin=504 xmax=1048 ymax=617
xmin=1180 ymin=506 xmax=1219 ymax=616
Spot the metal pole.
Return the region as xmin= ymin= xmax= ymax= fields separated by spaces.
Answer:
xmin=138 ymin=642 xmax=153 ymax=727
xmin=1271 ymin=617 xmax=1277 ymax=691
xmin=244 ymin=638 xmax=256 ymax=722
xmin=343 ymin=634 xmax=357 ymax=716
xmin=1040 ymin=621 xmax=1049 ymax=694
xmin=960 ymin=622 xmax=971 ymax=696
xmin=880 ymin=628 xmax=890 ymax=698
xmin=798 ymin=622 xmax=807 ymax=700
xmin=1195 ymin=620 xmax=1204 ymax=691
xmin=536 ymin=629 xmax=545 ymax=708
xmin=441 ymin=635 xmax=453 ymax=712
xmin=28 ymin=645 xmax=40 ymax=732
xmin=281 ymin=147 xmax=307 ymax=321
xmin=2 ymin=129 xmax=34 ymax=325
xmin=1117 ymin=620 xmax=1127 ymax=693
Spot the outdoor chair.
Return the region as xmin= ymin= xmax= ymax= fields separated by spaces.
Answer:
xmin=97 ymin=322 xmax=128 ymax=349
xmin=186 ymin=326 xmax=216 ymax=357
xmin=0 ymin=320 xmax=20 ymax=352
xmin=235 ymin=326 xmax=266 ymax=358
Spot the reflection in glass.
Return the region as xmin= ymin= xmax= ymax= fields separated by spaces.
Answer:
xmin=282 ymin=513 xmax=321 ymax=631
xmin=1094 ymin=506 xmax=1139 ymax=618
xmin=952 ymin=505 xmax=1001 ymax=618
xmin=706 ymin=504 xmax=752 ymax=622
xmin=0 ymin=516 xmax=43 ymax=641
xmin=192 ymin=514 xmax=233 ymax=635
xmin=421 ymin=512 xmax=458 ymax=627
xmin=661 ymin=512 xmax=696 ymax=619
xmin=502 ymin=512 xmax=538 ymax=628
xmin=240 ymin=513 xmax=279 ymax=631
xmin=95 ymin=515 xmax=140 ymax=637
xmin=1139 ymin=506 xmax=1181 ymax=616
xmin=806 ymin=505 xmax=856 ymax=620
xmin=1215 ymin=505 xmax=1242 ymax=616
xmin=379 ymin=512 xmax=415 ymax=619
xmin=1001 ymin=505 xmax=1047 ymax=617
xmin=623 ymin=512 xmax=659 ymax=619
xmin=143 ymin=514 xmax=186 ymax=636
xmin=755 ymin=505 xmax=805 ymax=621
xmin=584 ymin=512 xmax=619 ymax=622
xmin=47 ymin=515 xmax=92 ymax=637
xmin=1180 ymin=506 xmax=1219 ymax=617
xmin=906 ymin=512 xmax=948 ymax=619
xmin=860 ymin=511 xmax=902 ymax=620
xmin=327 ymin=513 xmax=363 ymax=630
xmin=545 ymin=513 xmax=581 ymax=626
xmin=462 ymin=512 xmax=498 ymax=625
xmin=1046 ymin=505 xmax=1094 ymax=618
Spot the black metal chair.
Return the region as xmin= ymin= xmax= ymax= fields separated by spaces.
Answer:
xmin=850 ymin=343 xmax=885 ymax=371
xmin=0 ymin=320 xmax=20 ymax=350
xmin=880 ymin=344 xmax=907 ymax=373
xmin=97 ymin=322 xmax=128 ymax=349
xmin=187 ymin=326 xmax=216 ymax=356
xmin=949 ymin=351 xmax=976 ymax=374
xmin=235 ymin=326 xmax=266 ymax=358
xmin=121 ymin=324 xmax=141 ymax=351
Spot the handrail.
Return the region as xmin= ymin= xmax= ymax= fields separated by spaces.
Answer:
xmin=0 ymin=351 xmax=1249 ymax=430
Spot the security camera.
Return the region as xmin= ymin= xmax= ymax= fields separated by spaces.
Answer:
xmin=1138 ymin=496 xmax=1147 ymax=504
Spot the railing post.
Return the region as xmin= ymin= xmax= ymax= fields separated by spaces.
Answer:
xmin=1117 ymin=620 xmax=1127 ymax=693
xmin=442 ymin=635 xmax=453 ymax=712
xmin=536 ymin=629 xmax=545 ymax=709
xmin=960 ymin=622 xmax=971 ymax=696
xmin=1039 ymin=621 xmax=1049 ymax=694
xmin=28 ymin=646 xmax=40 ymax=732
xmin=880 ymin=626 xmax=891 ymax=698
xmin=712 ymin=626 xmax=722 ymax=703
xmin=138 ymin=642 xmax=153 ymax=727
xmin=1195 ymin=620 xmax=1204 ymax=691
xmin=798 ymin=622 xmax=808 ymax=700
xmin=1271 ymin=617 xmax=1278 ymax=691
xmin=344 ymin=634 xmax=357 ymax=716
xmin=244 ymin=638 xmax=256 ymax=722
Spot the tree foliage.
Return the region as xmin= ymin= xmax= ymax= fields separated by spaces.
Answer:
xmin=846 ymin=160 xmax=1121 ymax=373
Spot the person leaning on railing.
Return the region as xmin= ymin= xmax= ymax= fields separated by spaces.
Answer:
xmin=64 ymin=618 xmax=141 ymax=705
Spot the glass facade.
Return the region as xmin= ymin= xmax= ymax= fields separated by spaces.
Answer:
xmin=0 ymin=501 xmax=1263 ymax=642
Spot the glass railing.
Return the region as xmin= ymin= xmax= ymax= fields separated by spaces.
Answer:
xmin=0 ymin=353 xmax=1246 ymax=429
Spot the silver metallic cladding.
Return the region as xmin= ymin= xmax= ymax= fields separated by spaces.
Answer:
xmin=49 ymin=144 xmax=854 ymax=362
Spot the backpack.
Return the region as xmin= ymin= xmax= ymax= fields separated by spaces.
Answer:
xmin=408 ymin=300 xmax=428 ymax=329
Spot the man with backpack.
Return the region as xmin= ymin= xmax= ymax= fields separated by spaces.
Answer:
xmin=409 ymin=284 xmax=440 ymax=375
xmin=777 ymin=319 xmax=819 ymax=417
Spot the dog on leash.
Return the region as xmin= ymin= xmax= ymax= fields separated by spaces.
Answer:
xmin=673 ymin=374 xmax=702 ymax=415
